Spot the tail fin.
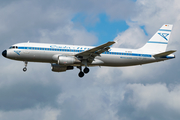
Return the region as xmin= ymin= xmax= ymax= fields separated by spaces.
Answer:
xmin=140 ymin=24 xmax=173 ymax=53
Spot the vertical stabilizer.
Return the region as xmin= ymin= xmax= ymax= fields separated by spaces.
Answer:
xmin=140 ymin=24 xmax=173 ymax=53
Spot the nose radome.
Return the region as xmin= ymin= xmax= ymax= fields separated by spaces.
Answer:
xmin=2 ymin=50 xmax=7 ymax=57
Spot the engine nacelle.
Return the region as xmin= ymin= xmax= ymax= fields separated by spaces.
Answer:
xmin=58 ymin=56 xmax=80 ymax=65
xmin=51 ymin=64 xmax=74 ymax=72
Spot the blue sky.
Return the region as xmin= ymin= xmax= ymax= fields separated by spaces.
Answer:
xmin=72 ymin=13 xmax=129 ymax=44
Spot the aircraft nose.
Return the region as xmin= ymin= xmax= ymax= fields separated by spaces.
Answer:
xmin=2 ymin=50 xmax=7 ymax=57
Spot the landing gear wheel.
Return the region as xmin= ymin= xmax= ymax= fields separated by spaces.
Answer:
xmin=23 ymin=67 xmax=27 ymax=72
xmin=78 ymin=71 xmax=84 ymax=78
xmin=23 ymin=61 xmax=28 ymax=72
xmin=83 ymin=67 xmax=89 ymax=74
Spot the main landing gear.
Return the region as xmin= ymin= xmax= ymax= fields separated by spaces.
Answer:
xmin=83 ymin=67 xmax=89 ymax=74
xmin=23 ymin=61 xmax=28 ymax=72
xmin=77 ymin=66 xmax=90 ymax=78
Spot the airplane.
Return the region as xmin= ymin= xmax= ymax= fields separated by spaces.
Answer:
xmin=2 ymin=24 xmax=176 ymax=78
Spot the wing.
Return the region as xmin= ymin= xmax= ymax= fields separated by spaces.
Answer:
xmin=75 ymin=41 xmax=115 ymax=61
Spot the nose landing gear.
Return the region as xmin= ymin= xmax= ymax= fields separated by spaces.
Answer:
xmin=23 ymin=67 xmax=27 ymax=72
xmin=23 ymin=61 xmax=28 ymax=72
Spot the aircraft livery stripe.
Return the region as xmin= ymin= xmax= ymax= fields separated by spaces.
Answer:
xmin=147 ymin=41 xmax=168 ymax=44
xmin=17 ymin=47 xmax=152 ymax=58
xmin=159 ymin=29 xmax=171 ymax=32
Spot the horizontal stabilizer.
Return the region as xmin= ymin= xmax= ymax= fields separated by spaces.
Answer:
xmin=153 ymin=50 xmax=176 ymax=57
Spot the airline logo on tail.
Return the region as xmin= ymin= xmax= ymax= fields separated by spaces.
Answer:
xmin=158 ymin=33 xmax=169 ymax=41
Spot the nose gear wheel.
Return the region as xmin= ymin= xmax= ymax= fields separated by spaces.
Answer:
xmin=23 ymin=61 xmax=28 ymax=72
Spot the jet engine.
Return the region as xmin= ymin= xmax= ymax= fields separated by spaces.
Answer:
xmin=58 ymin=56 xmax=80 ymax=65
xmin=51 ymin=64 xmax=74 ymax=72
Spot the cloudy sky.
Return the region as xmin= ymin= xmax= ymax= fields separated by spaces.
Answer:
xmin=1 ymin=0 xmax=180 ymax=120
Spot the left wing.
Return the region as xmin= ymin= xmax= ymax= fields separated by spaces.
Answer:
xmin=75 ymin=41 xmax=115 ymax=60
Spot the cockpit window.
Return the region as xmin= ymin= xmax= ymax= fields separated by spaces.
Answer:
xmin=9 ymin=46 xmax=18 ymax=49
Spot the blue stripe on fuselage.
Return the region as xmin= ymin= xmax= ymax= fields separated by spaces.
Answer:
xmin=17 ymin=46 xmax=152 ymax=58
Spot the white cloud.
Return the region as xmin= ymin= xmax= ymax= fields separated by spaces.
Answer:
xmin=38 ymin=22 xmax=98 ymax=45
xmin=113 ymin=24 xmax=147 ymax=49
xmin=114 ymin=83 xmax=180 ymax=120
xmin=0 ymin=107 xmax=60 ymax=120
xmin=126 ymin=83 xmax=180 ymax=111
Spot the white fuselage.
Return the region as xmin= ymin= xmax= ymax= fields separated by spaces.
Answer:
xmin=5 ymin=42 xmax=173 ymax=67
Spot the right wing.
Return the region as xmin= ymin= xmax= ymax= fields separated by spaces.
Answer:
xmin=75 ymin=41 xmax=115 ymax=61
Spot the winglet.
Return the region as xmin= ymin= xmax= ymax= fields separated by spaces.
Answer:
xmin=107 ymin=41 xmax=116 ymax=45
xmin=153 ymin=50 xmax=176 ymax=58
